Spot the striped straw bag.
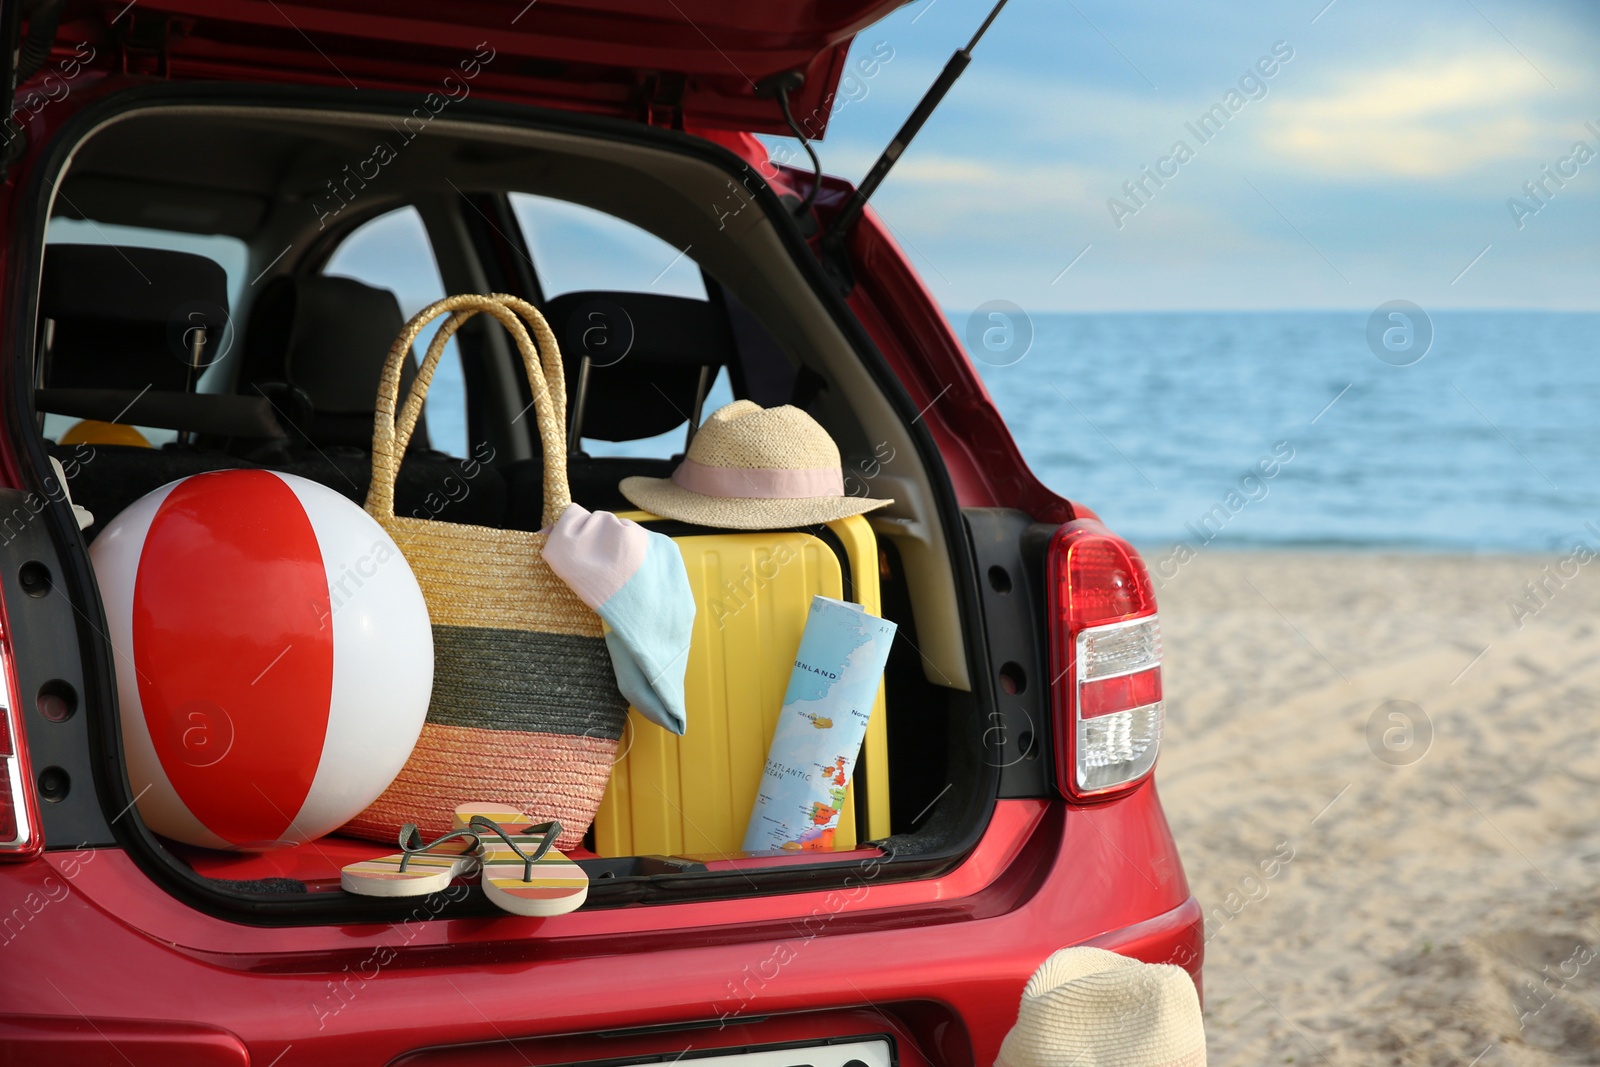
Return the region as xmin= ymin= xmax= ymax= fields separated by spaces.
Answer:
xmin=343 ymin=293 xmax=628 ymax=851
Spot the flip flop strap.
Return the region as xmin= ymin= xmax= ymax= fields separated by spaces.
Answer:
xmin=396 ymin=824 xmax=480 ymax=873
xmin=467 ymin=815 xmax=562 ymax=882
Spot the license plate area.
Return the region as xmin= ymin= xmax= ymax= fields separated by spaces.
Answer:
xmin=629 ymin=1038 xmax=893 ymax=1067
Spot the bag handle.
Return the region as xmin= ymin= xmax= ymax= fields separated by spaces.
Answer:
xmin=489 ymin=293 xmax=567 ymax=437
xmin=385 ymin=293 xmax=569 ymax=458
xmin=370 ymin=294 xmax=570 ymax=528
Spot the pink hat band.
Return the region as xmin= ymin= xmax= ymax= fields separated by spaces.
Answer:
xmin=669 ymin=458 xmax=845 ymax=500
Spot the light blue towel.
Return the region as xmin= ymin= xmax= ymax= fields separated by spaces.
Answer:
xmin=541 ymin=504 xmax=693 ymax=735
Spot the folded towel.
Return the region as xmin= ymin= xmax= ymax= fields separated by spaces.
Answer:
xmin=542 ymin=504 xmax=693 ymax=735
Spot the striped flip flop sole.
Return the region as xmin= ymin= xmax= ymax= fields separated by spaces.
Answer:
xmin=479 ymin=839 xmax=588 ymax=916
xmin=453 ymin=804 xmax=588 ymax=917
xmin=341 ymin=840 xmax=478 ymax=897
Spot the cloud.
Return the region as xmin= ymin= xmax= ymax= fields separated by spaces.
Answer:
xmin=782 ymin=5 xmax=1600 ymax=310
xmin=820 ymin=146 xmax=1111 ymax=234
xmin=1260 ymin=53 xmax=1569 ymax=178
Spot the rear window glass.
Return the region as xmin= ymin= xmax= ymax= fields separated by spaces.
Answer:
xmin=323 ymin=207 xmax=468 ymax=458
xmin=509 ymin=193 xmax=730 ymax=459
xmin=509 ymin=193 xmax=706 ymax=300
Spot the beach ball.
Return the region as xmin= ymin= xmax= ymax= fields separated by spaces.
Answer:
xmin=90 ymin=470 xmax=433 ymax=850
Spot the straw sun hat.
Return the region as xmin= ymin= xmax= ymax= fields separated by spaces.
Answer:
xmin=618 ymin=401 xmax=893 ymax=530
xmin=995 ymin=947 xmax=1207 ymax=1067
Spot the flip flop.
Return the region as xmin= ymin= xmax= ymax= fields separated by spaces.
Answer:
xmin=452 ymin=803 xmax=536 ymax=831
xmin=341 ymin=824 xmax=482 ymax=897
xmin=462 ymin=813 xmax=588 ymax=917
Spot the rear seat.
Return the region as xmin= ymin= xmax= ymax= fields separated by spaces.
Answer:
xmin=39 ymin=247 xmax=506 ymax=533
xmin=38 ymin=245 xmax=282 ymax=534
xmin=239 ymin=275 xmax=506 ymax=527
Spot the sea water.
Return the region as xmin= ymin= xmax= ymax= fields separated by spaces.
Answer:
xmin=431 ymin=310 xmax=1599 ymax=554
xmin=969 ymin=310 xmax=1600 ymax=553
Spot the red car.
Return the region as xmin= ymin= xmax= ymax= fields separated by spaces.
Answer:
xmin=0 ymin=3 xmax=1200 ymax=1065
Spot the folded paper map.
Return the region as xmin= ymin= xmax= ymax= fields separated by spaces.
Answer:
xmin=743 ymin=596 xmax=897 ymax=852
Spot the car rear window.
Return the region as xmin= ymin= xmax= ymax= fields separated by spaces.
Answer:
xmin=322 ymin=207 xmax=468 ymax=458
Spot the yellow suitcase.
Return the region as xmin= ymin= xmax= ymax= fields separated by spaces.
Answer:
xmin=592 ymin=512 xmax=891 ymax=857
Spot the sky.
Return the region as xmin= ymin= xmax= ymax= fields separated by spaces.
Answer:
xmin=758 ymin=0 xmax=1600 ymax=312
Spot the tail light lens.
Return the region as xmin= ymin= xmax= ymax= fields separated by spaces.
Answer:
xmin=1047 ymin=520 xmax=1162 ymax=800
xmin=0 ymin=614 xmax=41 ymax=858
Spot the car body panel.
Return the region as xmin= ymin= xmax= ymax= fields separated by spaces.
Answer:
xmin=838 ymin=200 xmax=1089 ymax=523
xmin=0 ymin=1015 xmax=250 ymax=1067
xmin=2 ymin=794 xmax=1197 ymax=1065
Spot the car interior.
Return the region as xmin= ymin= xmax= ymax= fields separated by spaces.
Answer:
xmin=20 ymin=99 xmax=992 ymax=910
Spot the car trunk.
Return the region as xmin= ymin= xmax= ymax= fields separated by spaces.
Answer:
xmin=0 ymin=40 xmax=1016 ymax=924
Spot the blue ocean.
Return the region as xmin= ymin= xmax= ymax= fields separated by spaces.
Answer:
xmin=429 ymin=310 xmax=1596 ymax=554
xmin=967 ymin=311 xmax=1599 ymax=553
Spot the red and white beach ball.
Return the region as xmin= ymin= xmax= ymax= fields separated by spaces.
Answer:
xmin=91 ymin=470 xmax=433 ymax=850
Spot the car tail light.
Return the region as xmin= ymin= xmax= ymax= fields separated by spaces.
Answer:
xmin=0 ymin=613 xmax=41 ymax=858
xmin=1046 ymin=520 xmax=1162 ymax=800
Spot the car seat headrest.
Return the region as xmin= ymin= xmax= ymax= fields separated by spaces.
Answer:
xmin=243 ymin=274 xmax=430 ymax=452
xmin=543 ymin=290 xmax=735 ymax=444
xmin=40 ymin=244 xmax=230 ymax=392
xmin=249 ymin=275 xmax=407 ymax=415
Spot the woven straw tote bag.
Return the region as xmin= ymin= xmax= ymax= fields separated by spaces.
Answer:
xmin=343 ymin=293 xmax=628 ymax=851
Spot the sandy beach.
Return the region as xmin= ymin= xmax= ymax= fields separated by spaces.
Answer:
xmin=1154 ymin=551 xmax=1600 ymax=1066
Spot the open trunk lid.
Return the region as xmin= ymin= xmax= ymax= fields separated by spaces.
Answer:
xmin=62 ymin=0 xmax=906 ymax=133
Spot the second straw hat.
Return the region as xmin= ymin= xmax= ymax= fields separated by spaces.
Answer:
xmin=995 ymin=947 xmax=1207 ymax=1067
xmin=618 ymin=400 xmax=892 ymax=530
